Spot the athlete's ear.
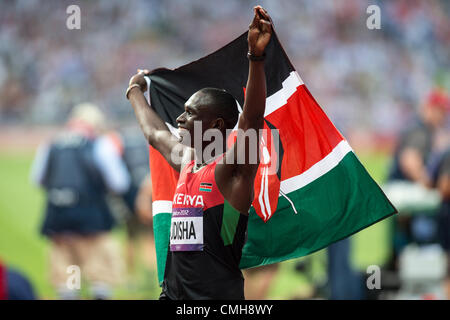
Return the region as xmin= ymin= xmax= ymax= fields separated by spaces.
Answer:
xmin=211 ymin=118 xmax=225 ymax=131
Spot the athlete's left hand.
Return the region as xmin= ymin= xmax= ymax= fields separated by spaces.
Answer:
xmin=128 ymin=69 xmax=150 ymax=92
xmin=247 ymin=6 xmax=272 ymax=57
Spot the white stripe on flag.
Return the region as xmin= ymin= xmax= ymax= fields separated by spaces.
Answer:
xmin=144 ymin=76 xmax=151 ymax=102
xmin=152 ymin=200 xmax=173 ymax=216
xmin=165 ymin=122 xmax=180 ymax=139
xmin=280 ymin=140 xmax=353 ymax=194
xmin=265 ymin=71 xmax=304 ymax=117
xmin=232 ymin=71 xmax=304 ymax=131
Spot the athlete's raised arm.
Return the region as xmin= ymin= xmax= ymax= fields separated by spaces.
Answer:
xmin=126 ymin=70 xmax=192 ymax=172
xmin=215 ymin=6 xmax=272 ymax=214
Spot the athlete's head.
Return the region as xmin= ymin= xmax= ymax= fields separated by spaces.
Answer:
xmin=176 ymin=88 xmax=239 ymax=148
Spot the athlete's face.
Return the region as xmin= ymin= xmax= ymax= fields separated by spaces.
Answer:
xmin=176 ymin=91 xmax=218 ymax=147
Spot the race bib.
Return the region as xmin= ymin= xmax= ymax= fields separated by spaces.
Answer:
xmin=170 ymin=207 xmax=204 ymax=251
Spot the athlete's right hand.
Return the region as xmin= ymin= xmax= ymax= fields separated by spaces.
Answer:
xmin=248 ymin=6 xmax=272 ymax=57
xmin=128 ymin=69 xmax=150 ymax=93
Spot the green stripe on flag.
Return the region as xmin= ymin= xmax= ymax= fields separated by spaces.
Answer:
xmin=153 ymin=212 xmax=172 ymax=285
xmin=239 ymin=152 xmax=396 ymax=269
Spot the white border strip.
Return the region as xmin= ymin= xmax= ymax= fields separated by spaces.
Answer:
xmin=232 ymin=71 xmax=304 ymax=131
xmin=152 ymin=200 xmax=173 ymax=216
xmin=280 ymin=140 xmax=353 ymax=194
xmin=165 ymin=121 xmax=180 ymax=139
xmin=144 ymin=76 xmax=151 ymax=102
xmin=265 ymin=71 xmax=304 ymax=117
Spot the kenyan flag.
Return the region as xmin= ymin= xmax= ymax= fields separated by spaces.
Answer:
xmin=146 ymin=29 xmax=397 ymax=284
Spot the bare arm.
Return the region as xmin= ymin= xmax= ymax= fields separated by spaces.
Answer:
xmin=127 ymin=71 xmax=192 ymax=172
xmin=215 ymin=6 xmax=272 ymax=213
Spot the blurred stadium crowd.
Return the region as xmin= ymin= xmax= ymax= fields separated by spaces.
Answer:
xmin=0 ymin=0 xmax=449 ymax=137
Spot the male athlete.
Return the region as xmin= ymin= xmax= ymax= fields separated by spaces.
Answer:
xmin=126 ymin=6 xmax=272 ymax=299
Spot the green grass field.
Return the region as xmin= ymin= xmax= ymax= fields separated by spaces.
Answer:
xmin=0 ymin=151 xmax=52 ymax=297
xmin=266 ymin=151 xmax=394 ymax=299
xmin=0 ymin=149 xmax=394 ymax=299
xmin=0 ymin=150 xmax=160 ymax=299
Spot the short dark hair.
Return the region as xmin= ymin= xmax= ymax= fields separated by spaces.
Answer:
xmin=197 ymin=88 xmax=239 ymax=129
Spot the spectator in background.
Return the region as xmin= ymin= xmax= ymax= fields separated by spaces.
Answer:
xmin=387 ymin=88 xmax=450 ymax=269
xmin=134 ymin=174 xmax=157 ymax=275
xmin=105 ymin=128 xmax=155 ymax=279
xmin=0 ymin=261 xmax=36 ymax=300
xmin=389 ymin=89 xmax=449 ymax=185
xmin=243 ymin=264 xmax=278 ymax=300
xmin=327 ymin=239 xmax=365 ymax=300
xmin=429 ymin=148 xmax=450 ymax=299
xmin=30 ymin=103 xmax=130 ymax=299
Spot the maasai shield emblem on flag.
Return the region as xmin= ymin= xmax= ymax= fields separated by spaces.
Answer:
xmin=146 ymin=29 xmax=397 ymax=284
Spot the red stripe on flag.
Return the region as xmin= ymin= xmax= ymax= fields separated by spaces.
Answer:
xmin=265 ymin=84 xmax=345 ymax=181
xmin=149 ymin=146 xmax=179 ymax=202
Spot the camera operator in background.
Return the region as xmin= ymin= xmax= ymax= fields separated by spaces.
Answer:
xmin=386 ymin=89 xmax=449 ymax=266
xmin=31 ymin=103 xmax=130 ymax=299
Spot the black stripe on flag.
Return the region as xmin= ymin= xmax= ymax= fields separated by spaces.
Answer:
xmin=148 ymin=31 xmax=295 ymax=127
